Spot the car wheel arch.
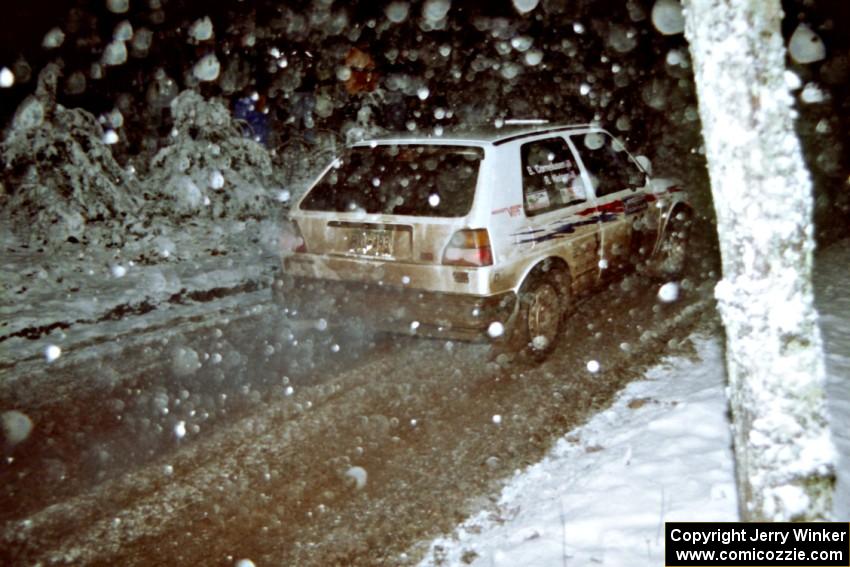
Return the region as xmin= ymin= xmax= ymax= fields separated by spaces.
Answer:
xmin=514 ymin=256 xmax=573 ymax=297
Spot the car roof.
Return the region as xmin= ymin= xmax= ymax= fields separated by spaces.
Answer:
xmin=352 ymin=122 xmax=596 ymax=148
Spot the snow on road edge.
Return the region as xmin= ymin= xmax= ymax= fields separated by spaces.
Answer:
xmin=816 ymin=240 xmax=850 ymax=518
xmin=0 ymin=227 xmax=279 ymax=370
xmin=417 ymin=333 xmax=737 ymax=567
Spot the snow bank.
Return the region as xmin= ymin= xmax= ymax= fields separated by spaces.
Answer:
xmin=1 ymin=64 xmax=141 ymax=248
xmin=1 ymin=78 xmax=284 ymax=365
xmin=145 ymin=90 xmax=276 ymax=220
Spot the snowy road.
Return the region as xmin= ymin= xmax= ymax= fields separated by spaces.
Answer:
xmin=1 ymin=291 xmax=391 ymax=524
xmin=2 ymin=266 xmax=716 ymax=566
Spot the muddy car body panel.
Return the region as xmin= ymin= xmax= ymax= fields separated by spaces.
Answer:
xmin=277 ymin=123 xmax=690 ymax=340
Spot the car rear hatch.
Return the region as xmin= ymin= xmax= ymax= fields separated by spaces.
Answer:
xmin=294 ymin=144 xmax=485 ymax=265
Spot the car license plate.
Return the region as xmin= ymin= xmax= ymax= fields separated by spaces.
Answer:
xmin=350 ymin=230 xmax=393 ymax=256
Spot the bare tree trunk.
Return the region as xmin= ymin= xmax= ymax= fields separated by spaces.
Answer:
xmin=682 ymin=0 xmax=835 ymax=520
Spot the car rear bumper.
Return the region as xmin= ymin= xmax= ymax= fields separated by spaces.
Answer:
xmin=273 ymin=275 xmax=517 ymax=341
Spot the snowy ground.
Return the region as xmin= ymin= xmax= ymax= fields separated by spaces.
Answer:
xmin=816 ymin=241 xmax=850 ymax=518
xmin=417 ymin=239 xmax=850 ymax=567
xmin=0 ymin=218 xmax=280 ymax=370
xmin=417 ymin=332 xmax=736 ymax=567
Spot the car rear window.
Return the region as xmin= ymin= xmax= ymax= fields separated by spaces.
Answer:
xmin=300 ymin=144 xmax=483 ymax=217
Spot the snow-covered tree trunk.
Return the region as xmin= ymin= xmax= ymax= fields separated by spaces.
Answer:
xmin=682 ymin=0 xmax=835 ymax=520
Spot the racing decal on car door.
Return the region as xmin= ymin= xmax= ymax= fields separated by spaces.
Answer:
xmin=510 ymin=192 xmax=657 ymax=245
xmin=510 ymin=210 xmax=618 ymax=244
xmin=511 ymin=189 xmax=683 ymax=243
xmin=573 ymin=197 xmax=644 ymax=217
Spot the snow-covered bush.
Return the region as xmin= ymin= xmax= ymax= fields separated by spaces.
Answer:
xmin=0 ymin=64 xmax=141 ymax=248
xmin=145 ymin=90 xmax=276 ymax=220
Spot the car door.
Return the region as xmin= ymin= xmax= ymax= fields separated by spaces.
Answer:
xmin=517 ymin=136 xmax=600 ymax=292
xmin=569 ymin=131 xmax=649 ymax=275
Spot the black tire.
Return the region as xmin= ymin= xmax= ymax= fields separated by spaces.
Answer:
xmin=507 ymin=269 xmax=570 ymax=362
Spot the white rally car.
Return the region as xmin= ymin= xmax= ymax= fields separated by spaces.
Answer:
xmin=275 ymin=122 xmax=691 ymax=358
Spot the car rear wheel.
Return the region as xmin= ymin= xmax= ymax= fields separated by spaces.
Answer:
xmin=507 ymin=271 xmax=569 ymax=361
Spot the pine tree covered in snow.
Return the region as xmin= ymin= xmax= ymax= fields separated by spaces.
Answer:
xmin=0 ymin=63 xmax=141 ymax=248
xmin=144 ymin=90 xmax=275 ymax=220
xmin=683 ymin=0 xmax=835 ymax=520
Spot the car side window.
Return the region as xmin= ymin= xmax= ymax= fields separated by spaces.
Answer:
xmin=572 ymin=132 xmax=647 ymax=198
xmin=520 ymin=137 xmax=587 ymax=217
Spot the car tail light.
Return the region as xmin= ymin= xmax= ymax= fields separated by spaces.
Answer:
xmin=442 ymin=228 xmax=493 ymax=267
xmin=279 ymin=219 xmax=307 ymax=253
